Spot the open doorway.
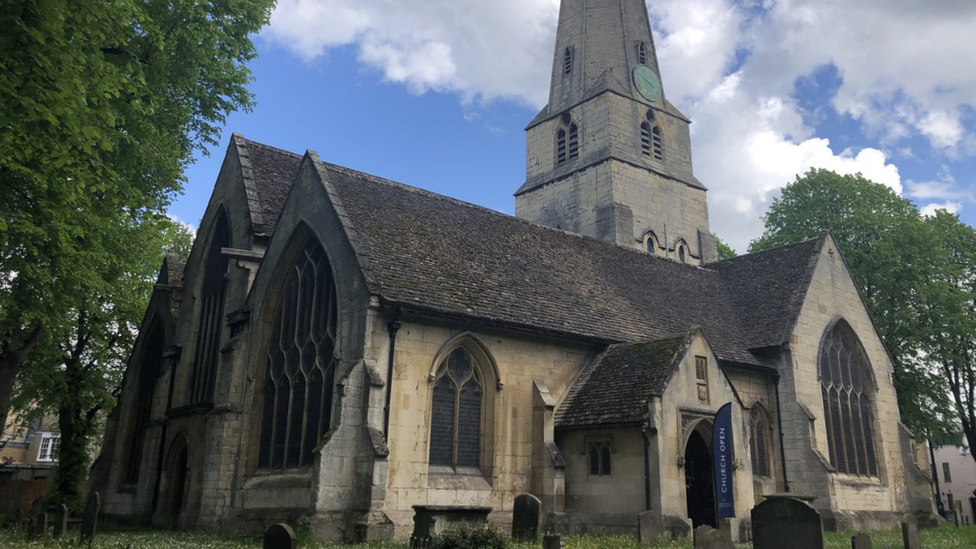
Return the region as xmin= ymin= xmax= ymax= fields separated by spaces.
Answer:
xmin=684 ymin=429 xmax=717 ymax=528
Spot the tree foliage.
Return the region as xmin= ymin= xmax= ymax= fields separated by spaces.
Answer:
xmin=715 ymin=237 xmax=737 ymax=261
xmin=750 ymin=169 xmax=957 ymax=440
xmin=0 ymin=0 xmax=274 ymax=508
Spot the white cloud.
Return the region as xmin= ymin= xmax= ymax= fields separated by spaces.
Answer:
xmin=263 ymin=0 xmax=976 ymax=250
xmin=921 ymin=201 xmax=963 ymax=217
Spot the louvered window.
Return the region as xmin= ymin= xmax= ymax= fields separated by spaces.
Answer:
xmin=429 ymin=348 xmax=484 ymax=469
xmin=652 ymin=126 xmax=664 ymax=160
xmin=557 ymin=129 xmax=568 ymax=165
xmin=124 ymin=323 xmax=165 ymax=484
xmin=641 ymin=122 xmax=652 ymax=157
xmin=568 ymin=123 xmax=579 ymax=160
xmin=189 ymin=214 xmax=230 ymax=404
xmin=750 ymin=407 xmax=771 ymax=478
xmin=638 ymin=42 xmax=648 ymax=65
xmin=564 ymin=47 xmax=573 ymax=75
xmin=258 ymin=234 xmax=338 ymax=470
xmin=819 ymin=321 xmax=878 ymax=477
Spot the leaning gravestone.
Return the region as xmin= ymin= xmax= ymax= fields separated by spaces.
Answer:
xmin=901 ymin=516 xmax=922 ymax=549
xmin=542 ymin=534 xmax=564 ymax=549
xmin=263 ymin=523 xmax=297 ymax=549
xmin=28 ymin=496 xmax=47 ymax=539
xmin=693 ymin=525 xmax=734 ymax=549
xmin=752 ymin=495 xmax=824 ymax=549
xmin=79 ymin=491 xmax=100 ymax=546
xmin=851 ymin=533 xmax=872 ymax=549
xmin=512 ymin=494 xmax=541 ymax=542
xmin=53 ymin=504 xmax=69 ymax=539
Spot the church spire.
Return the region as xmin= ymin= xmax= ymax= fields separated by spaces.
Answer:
xmin=541 ymin=0 xmax=664 ymax=120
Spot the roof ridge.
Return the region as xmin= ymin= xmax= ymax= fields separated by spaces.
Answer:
xmin=235 ymin=134 xmax=302 ymax=158
xmin=711 ymin=234 xmax=825 ymax=265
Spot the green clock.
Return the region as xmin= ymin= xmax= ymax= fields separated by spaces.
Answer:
xmin=633 ymin=65 xmax=662 ymax=103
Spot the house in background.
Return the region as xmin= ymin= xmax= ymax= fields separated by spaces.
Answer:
xmin=932 ymin=439 xmax=976 ymax=526
xmin=0 ymin=412 xmax=59 ymax=481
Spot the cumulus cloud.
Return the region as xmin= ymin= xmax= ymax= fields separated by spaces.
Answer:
xmin=263 ymin=0 xmax=976 ymax=250
xmin=921 ymin=201 xmax=963 ymax=217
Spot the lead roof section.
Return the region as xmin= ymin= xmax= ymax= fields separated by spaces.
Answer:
xmin=241 ymin=137 xmax=824 ymax=369
xmin=555 ymin=333 xmax=690 ymax=429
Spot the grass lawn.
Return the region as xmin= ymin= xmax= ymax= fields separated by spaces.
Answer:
xmin=2 ymin=526 xmax=976 ymax=549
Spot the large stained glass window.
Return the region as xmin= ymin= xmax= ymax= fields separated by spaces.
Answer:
xmin=429 ymin=348 xmax=485 ymax=469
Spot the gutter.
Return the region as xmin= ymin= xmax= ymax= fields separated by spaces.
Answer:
xmin=773 ymin=373 xmax=790 ymax=493
xmin=383 ymin=309 xmax=403 ymax=442
xmin=641 ymin=422 xmax=653 ymax=512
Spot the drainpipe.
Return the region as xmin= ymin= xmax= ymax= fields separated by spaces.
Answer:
xmin=383 ymin=310 xmax=403 ymax=442
xmin=641 ymin=422 xmax=652 ymax=512
xmin=930 ymin=441 xmax=944 ymax=516
xmin=773 ymin=373 xmax=791 ymax=493
xmin=152 ymin=345 xmax=181 ymax=515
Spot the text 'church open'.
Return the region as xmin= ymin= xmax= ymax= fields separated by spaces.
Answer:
xmin=93 ymin=0 xmax=935 ymax=541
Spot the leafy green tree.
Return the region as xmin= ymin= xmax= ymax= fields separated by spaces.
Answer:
xmin=750 ymin=169 xmax=955 ymax=439
xmin=715 ymin=237 xmax=737 ymax=260
xmin=0 ymin=0 xmax=274 ymax=441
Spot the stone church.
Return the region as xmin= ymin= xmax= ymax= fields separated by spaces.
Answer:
xmin=91 ymin=0 xmax=934 ymax=541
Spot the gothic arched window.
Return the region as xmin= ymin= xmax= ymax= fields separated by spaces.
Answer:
xmin=564 ymin=47 xmax=573 ymax=75
xmin=429 ymin=348 xmax=485 ymax=469
xmin=189 ymin=212 xmax=230 ymax=404
xmin=819 ymin=321 xmax=878 ymax=476
xmin=124 ymin=320 xmax=164 ymax=484
xmin=644 ymin=232 xmax=660 ymax=255
xmin=568 ymin=123 xmax=580 ymax=160
xmin=750 ymin=406 xmax=771 ymax=478
xmin=258 ymin=234 xmax=338 ymax=470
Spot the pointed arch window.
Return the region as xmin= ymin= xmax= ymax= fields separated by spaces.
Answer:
xmin=564 ymin=47 xmax=573 ymax=75
xmin=638 ymin=42 xmax=648 ymax=65
xmin=258 ymin=234 xmax=338 ymax=470
xmin=189 ymin=212 xmax=230 ymax=404
xmin=556 ymin=120 xmax=580 ymax=166
xmin=124 ymin=321 xmax=165 ymax=484
xmin=750 ymin=406 xmax=771 ymax=478
xmin=641 ymin=113 xmax=664 ymax=161
xmin=819 ymin=321 xmax=879 ymax=477
xmin=429 ymin=348 xmax=486 ymax=469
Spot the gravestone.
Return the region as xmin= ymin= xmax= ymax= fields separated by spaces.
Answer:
xmin=79 ymin=491 xmax=100 ymax=546
xmin=542 ymin=534 xmax=564 ymax=549
xmin=28 ymin=496 xmax=47 ymax=539
xmin=693 ymin=525 xmax=734 ymax=549
xmin=53 ymin=504 xmax=69 ymax=539
xmin=852 ymin=533 xmax=872 ymax=549
xmin=638 ymin=512 xmax=691 ymax=542
xmin=901 ymin=516 xmax=921 ymax=549
xmin=263 ymin=523 xmax=297 ymax=549
xmin=752 ymin=495 xmax=824 ymax=549
xmin=512 ymin=494 xmax=541 ymax=542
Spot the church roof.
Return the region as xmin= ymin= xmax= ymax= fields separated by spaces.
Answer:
xmin=233 ymin=135 xmax=302 ymax=236
xmin=555 ymin=332 xmax=691 ymax=429
xmin=239 ymin=138 xmax=826 ymax=370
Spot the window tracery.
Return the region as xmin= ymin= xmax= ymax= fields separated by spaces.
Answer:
xmin=750 ymin=406 xmax=771 ymax=478
xmin=189 ymin=212 xmax=230 ymax=404
xmin=429 ymin=348 xmax=485 ymax=469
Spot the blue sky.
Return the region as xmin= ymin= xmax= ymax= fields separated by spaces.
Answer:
xmin=172 ymin=0 xmax=976 ymax=253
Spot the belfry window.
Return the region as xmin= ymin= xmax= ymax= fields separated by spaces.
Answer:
xmin=819 ymin=321 xmax=878 ymax=477
xmin=557 ymin=121 xmax=580 ymax=165
xmin=258 ymin=234 xmax=338 ymax=470
xmin=564 ymin=48 xmax=573 ymax=75
xmin=750 ymin=406 xmax=771 ymax=478
xmin=189 ymin=212 xmax=230 ymax=405
xmin=568 ymin=123 xmax=579 ymax=160
xmin=429 ymin=348 xmax=485 ymax=469
xmin=638 ymin=42 xmax=648 ymax=65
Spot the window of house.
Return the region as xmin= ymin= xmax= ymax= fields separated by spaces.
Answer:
xmin=258 ymin=233 xmax=338 ymax=470
xmin=750 ymin=407 xmax=771 ymax=477
xmin=429 ymin=348 xmax=485 ymax=470
xmin=695 ymin=356 xmax=708 ymax=403
xmin=638 ymin=42 xmax=648 ymax=66
xmin=37 ymin=434 xmax=60 ymax=462
xmin=819 ymin=320 xmax=879 ymax=476
xmin=587 ymin=438 xmax=612 ymax=476
xmin=189 ymin=212 xmax=230 ymax=405
xmin=944 ymin=462 xmax=953 ymax=483
xmin=564 ymin=47 xmax=573 ymax=75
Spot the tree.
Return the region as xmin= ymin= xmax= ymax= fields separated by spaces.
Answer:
xmin=715 ymin=237 xmax=737 ymax=261
xmin=750 ymin=169 xmax=956 ymax=439
xmin=0 ymin=0 xmax=274 ymax=440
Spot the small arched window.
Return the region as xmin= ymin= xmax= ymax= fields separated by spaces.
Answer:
xmin=819 ymin=321 xmax=878 ymax=477
xmin=564 ymin=47 xmax=573 ymax=75
xmin=258 ymin=233 xmax=338 ymax=470
xmin=430 ymin=348 xmax=485 ymax=469
xmin=189 ymin=212 xmax=230 ymax=404
xmin=676 ymin=242 xmax=688 ymax=263
xmin=556 ymin=120 xmax=580 ymax=166
xmin=750 ymin=406 xmax=771 ymax=478
xmin=568 ymin=123 xmax=580 ymax=160
xmin=638 ymin=42 xmax=648 ymax=65
xmin=640 ymin=122 xmax=652 ymax=158
xmin=644 ymin=232 xmax=660 ymax=255
xmin=557 ymin=128 xmax=567 ymax=165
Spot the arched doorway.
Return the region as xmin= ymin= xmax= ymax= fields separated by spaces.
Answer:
xmin=685 ymin=429 xmax=716 ymax=528
xmin=160 ymin=436 xmax=188 ymax=529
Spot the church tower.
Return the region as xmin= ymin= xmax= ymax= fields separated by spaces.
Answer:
xmin=515 ymin=0 xmax=718 ymax=264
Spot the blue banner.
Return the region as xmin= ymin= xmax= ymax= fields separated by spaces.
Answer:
xmin=712 ymin=403 xmax=735 ymax=519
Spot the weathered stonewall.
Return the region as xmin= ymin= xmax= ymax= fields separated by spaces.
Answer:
xmin=901 ymin=515 xmax=922 ymax=549
xmin=638 ymin=512 xmax=691 ymax=543
xmin=752 ymin=495 xmax=824 ymax=549
xmin=263 ymin=523 xmax=297 ymax=549
xmin=53 ymin=504 xmax=69 ymax=539
xmin=693 ymin=525 xmax=734 ymax=549
xmin=79 ymin=491 xmax=100 ymax=546
xmin=28 ymin=496 xmax=47 ymax=539
xmin=851 ymin=533 xmax=872 ymax=549
xmin=512 ymin=494 xmax=541 ymax=542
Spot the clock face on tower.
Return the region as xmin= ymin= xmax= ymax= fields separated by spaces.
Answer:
xmin=633 ymin=65 xmax=662 ymax=104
